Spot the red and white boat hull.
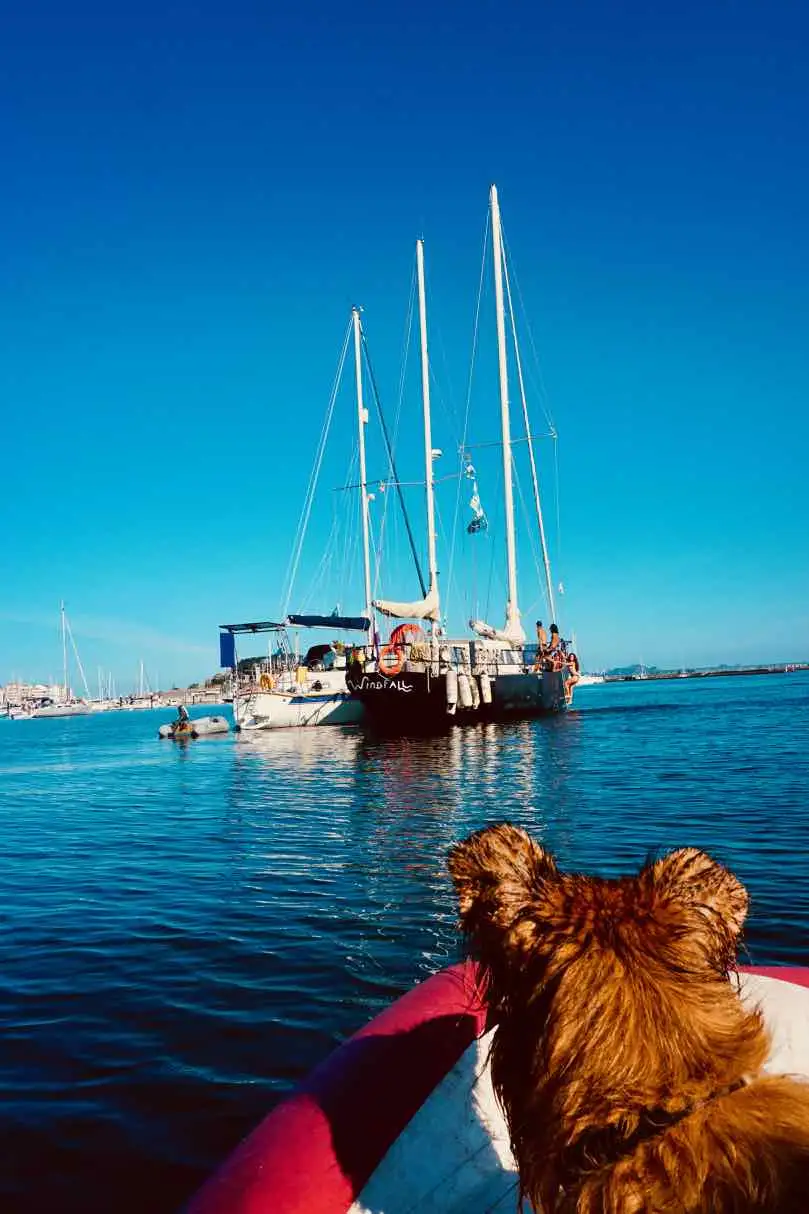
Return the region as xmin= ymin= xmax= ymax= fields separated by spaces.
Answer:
xmin=188 ymin=964 xmax=809 ymax=1214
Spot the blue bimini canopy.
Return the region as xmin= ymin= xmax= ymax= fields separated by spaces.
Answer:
xmin=286 ymin=614 xmax=370 ymax=632
xmin=219 ymin=630 xmax=236 ymax=669
xmin=218 ymin=621 xmax=287 ymax=669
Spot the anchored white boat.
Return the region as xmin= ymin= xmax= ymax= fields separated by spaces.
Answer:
xmin=221 ymin=623 xmax=367 ymax=731
xmin=31 ymin=603 xmax=91 ymax=718
xmin=220 ymin=309 xmax=378 ymax=731
xmin=349 ymin=187 xmax=571 ymax=730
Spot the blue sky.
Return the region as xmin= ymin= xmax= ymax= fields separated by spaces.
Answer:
xmin=1 ymin=0 xmax=808 ymax=687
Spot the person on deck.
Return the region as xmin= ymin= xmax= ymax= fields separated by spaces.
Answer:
xmin=543 ymin=624 xmax=563 ymax=671
xmin=565 ymin=651 xmax=581 ymax=702
xmin=533 ymin=620 xmax=549 ymax=671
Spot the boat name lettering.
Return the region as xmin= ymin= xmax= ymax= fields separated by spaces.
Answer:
xmin=348 ymin=676 xmax=414 ymax=694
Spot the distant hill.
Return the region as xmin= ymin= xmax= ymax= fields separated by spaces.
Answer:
xmin=606 ymin=664 xmax=660 ymax=677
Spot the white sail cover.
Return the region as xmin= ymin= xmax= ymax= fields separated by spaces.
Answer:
xmin=469 ymin=615 xmax=526 ymax=646
xmin=373 ymin=586 xmax=440 ymax=622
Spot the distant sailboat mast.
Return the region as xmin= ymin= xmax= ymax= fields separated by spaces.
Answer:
xmin=60 ymin=600 xmax=69 ymax=699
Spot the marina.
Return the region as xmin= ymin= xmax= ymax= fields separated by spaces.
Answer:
xmin=3 ymin=3 xmax=808 ymax=1210
xmin=2 ymin=672 xmax=808 ymax=1213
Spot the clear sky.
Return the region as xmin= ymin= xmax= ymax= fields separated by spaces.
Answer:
xmin=2 ymin=0 xmax=808 ymax=688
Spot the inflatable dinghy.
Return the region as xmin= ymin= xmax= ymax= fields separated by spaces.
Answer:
xmin=187 ymin=962 xmax=809 ymax=1214
xmin=158 ymin=715 xmax=229 ymax=740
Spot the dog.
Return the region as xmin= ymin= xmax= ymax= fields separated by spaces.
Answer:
xmin=447 ymin=823 xmax=809 ymax=1212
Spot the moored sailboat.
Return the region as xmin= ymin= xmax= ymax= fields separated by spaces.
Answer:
xmin=348 ymin=187 xmax=572 ymax=730
xmin=31 ymin=603 xmax=92 ymax=718
xmin=221 ymin=309 xmax=376 ymax=731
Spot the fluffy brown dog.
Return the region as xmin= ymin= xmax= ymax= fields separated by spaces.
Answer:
xmin=448 ymin=823 xmax=809 ymax=1213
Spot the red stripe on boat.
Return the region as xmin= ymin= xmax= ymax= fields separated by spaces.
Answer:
xmin=187 ymin=962 xmax=486 ymax=1214
xmin=740 ymin=965 xmax=809 ymax=988
xmin=188 ymin=963 xmax=809 ymax=1213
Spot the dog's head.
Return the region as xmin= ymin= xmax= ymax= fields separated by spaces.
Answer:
xmin=448 ymin=823 xmax=747 ymax=992
xmin=448 ymin=824 xmax=763 ymax=1207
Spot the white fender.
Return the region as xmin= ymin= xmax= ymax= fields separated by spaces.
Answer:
xmin=457 ymin=672 xmax=473 ymax=709
xmin=445 ymin=670 xmax=458 ymax=715
xmin=479 ymin=672 xmax=492 ymax=704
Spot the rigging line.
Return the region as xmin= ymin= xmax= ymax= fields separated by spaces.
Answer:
xmin=336 ymin=470 xmax=463 ymax=492
xmin=372 ymin=267 xmax=415 ymax=600
xmin=374 ymin=268 xmax=417 ymax=599
xmin=300 ymin=506 xmax=338 ymax=611
xmin=303 ymin=435 xmax=358 ymax=610
xmin=513 ymin=463 xmax=548 ymax=613
xmin=281 ymin=316 xmax=353 ymax=616
xmin=554 ymin=433 xmax=563 ymax=582
xmin=349 ymin=444 xmax=364 ymax=608
xmin=64 ymin=616 xmax=92 ymax=700
xmin=422 ymin=253 xmax=461 ymax=440
xmin=501 ymin=226 xmax=556 ymax=434
xmin=503 ymin=239 xmax=556 ymax=625
xmin=365 ymin=508 xmax=381 ymax=633
xmin=447 ymin=207 xmax=490 ymax=605
xmin=360 ymin=326 xmax=427 ymax=598
xmin=463 ymin=433 xmax=555 ymax=452
xmin=485 ymin=525 xmax=496 ymax=624
xmin=339 ymin=446 xmax=361 ymax=610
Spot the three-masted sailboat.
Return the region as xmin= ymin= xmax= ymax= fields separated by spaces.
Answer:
xmin=347 ymin=186 xmax=571 ymax=729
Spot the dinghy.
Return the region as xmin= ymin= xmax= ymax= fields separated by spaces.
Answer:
xmin=158 ymin=715 xmax=229 ymax=740
xmin=187 ymin=962 xmax=809 ymax=1214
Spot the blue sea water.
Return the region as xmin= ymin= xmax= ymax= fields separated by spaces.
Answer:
xmin=1 ymin=673 xmax=808 ymax=1213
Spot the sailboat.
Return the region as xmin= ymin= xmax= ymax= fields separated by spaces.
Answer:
xmin=126 ymin=659 xmax=156 ymax=709
xmin=347 ymin=186 xmax=571 ymax=729
xmin=222 ymin=309 xmax=374 ymax=730
xmin=32 ymin=603 xmax=92 ymax=718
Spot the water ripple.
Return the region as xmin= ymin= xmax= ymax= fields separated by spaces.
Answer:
xmin=1 ymin=676 xmax=808 ymax=1211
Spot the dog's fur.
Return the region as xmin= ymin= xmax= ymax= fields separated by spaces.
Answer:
xmin=448 ymin=824 xmax=809 ymax=1212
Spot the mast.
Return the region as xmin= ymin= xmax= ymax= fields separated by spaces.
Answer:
xmin=490 ymin=184 xmax=520 ymax=638
xmin=352 ymin=308 xmax=374 ymax=646
xmin=502 ymin=251 xmax=557 ymax=625
xmin=61 ymin=600 xmax=68 ymax=700
xmin=416 ymin=239 xmax=440 ymax=637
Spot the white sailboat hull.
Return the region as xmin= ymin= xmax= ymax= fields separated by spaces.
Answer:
xmin=234 ymin=672 xmax=364 ymax=730
xmin=31 ymin=703 xmax=91 ymax=718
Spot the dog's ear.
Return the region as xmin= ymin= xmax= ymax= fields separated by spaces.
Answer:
xmin=649 ymin=847 xmax=748 ymax=939
xmin=447 ymin=823 xmax=556 ymax=957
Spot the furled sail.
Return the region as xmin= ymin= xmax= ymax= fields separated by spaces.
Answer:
xmin=469 ymin=615 xmax=526 ymax=646
xmin=287 ymin=613 xmax=370 ymax=632
xmin=373 ymin=586 xmax=440 ymax=622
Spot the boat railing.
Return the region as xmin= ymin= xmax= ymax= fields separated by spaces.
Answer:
xmin=380 ymin=638 xmax=547 ymax=679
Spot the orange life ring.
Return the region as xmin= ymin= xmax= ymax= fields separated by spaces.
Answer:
xmin=378 ymin=644 xmax=404 ymax=677
xmin=260 ymin=673 xmax=274 ymax=690
xmin=389 ymin=622 xmax=425 ymax=648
